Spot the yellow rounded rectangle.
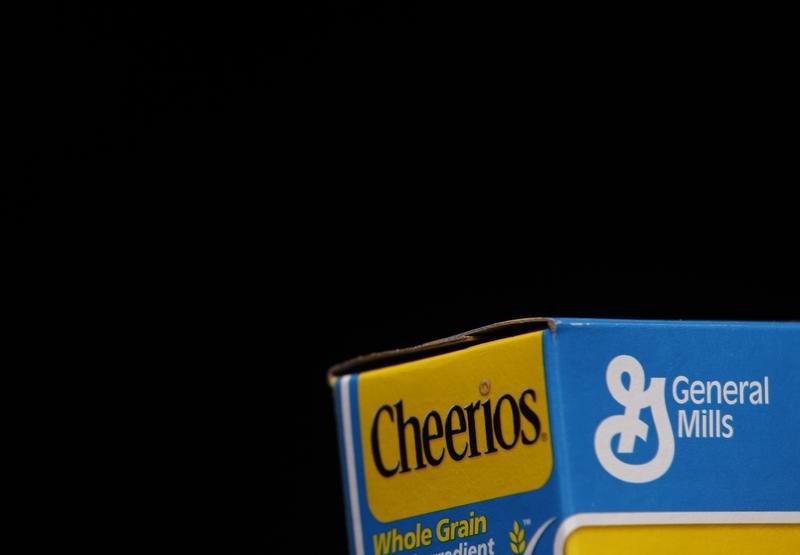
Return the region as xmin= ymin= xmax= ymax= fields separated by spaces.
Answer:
xmin=565 ymin=523 xmax=800 ymax=554
xmin=358 ymin=331 xmax=553 ymax=522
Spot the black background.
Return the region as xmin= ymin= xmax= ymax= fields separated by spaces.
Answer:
xmin=23 ymin=4 xmax=797 ymax=554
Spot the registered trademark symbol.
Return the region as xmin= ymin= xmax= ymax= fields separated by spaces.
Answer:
xmin=479 ymin=379 xmax=491 ymax=396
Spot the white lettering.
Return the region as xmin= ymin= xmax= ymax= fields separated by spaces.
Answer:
xmin=672 ymin=376 xmax=771 ymax=405
xmin=678 ymin=409 xmax=698 ymax=438
xmin=723 ymin=381 xmax=738 ymax=404
xmin=673 ymin=376 xmax=689 ymax=404
xmin=721 ymin=414 xmax=734 ymax=438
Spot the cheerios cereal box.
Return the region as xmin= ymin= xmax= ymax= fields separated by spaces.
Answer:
xmin=329 ymin=318 xmax=800 ymax=554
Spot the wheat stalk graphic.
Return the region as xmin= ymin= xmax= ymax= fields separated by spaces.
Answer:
xmin=509 ymin=520 xmax=526 ymax=554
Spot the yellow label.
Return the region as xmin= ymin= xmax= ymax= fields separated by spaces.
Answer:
xmin=565 ymin=524 xmax=800 ymax=554
xmin=358 ymin=331 xmax=552 ymax=522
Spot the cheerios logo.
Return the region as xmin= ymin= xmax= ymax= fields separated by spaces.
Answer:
xmin=370 ymin=388 xmax=542 ymax=477
xmin=359 ymin=332 xmax=553 ymax=521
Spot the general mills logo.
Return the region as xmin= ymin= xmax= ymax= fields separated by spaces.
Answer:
xmin=594 ymin=355 xmax=675 ymax=483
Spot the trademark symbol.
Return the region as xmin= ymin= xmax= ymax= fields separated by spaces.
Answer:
xmin=522 ymin=518 xmax=532 ymax=526
xmin=479 ymin=379 xmax=491 ymax=396
xmin=541 ymin=432 xmax=548 ymax=442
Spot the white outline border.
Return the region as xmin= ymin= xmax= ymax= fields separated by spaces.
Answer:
xmin=341 ymin=375 xmax=365 ymax=555
xmin=524 ymin=516 xmax=557 ymax=555
xmin=553 ymin=511 xmax=800 ymax=554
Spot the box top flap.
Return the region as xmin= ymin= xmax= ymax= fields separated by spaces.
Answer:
xmin=328 ymin=317 xmax=555 ymax=380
